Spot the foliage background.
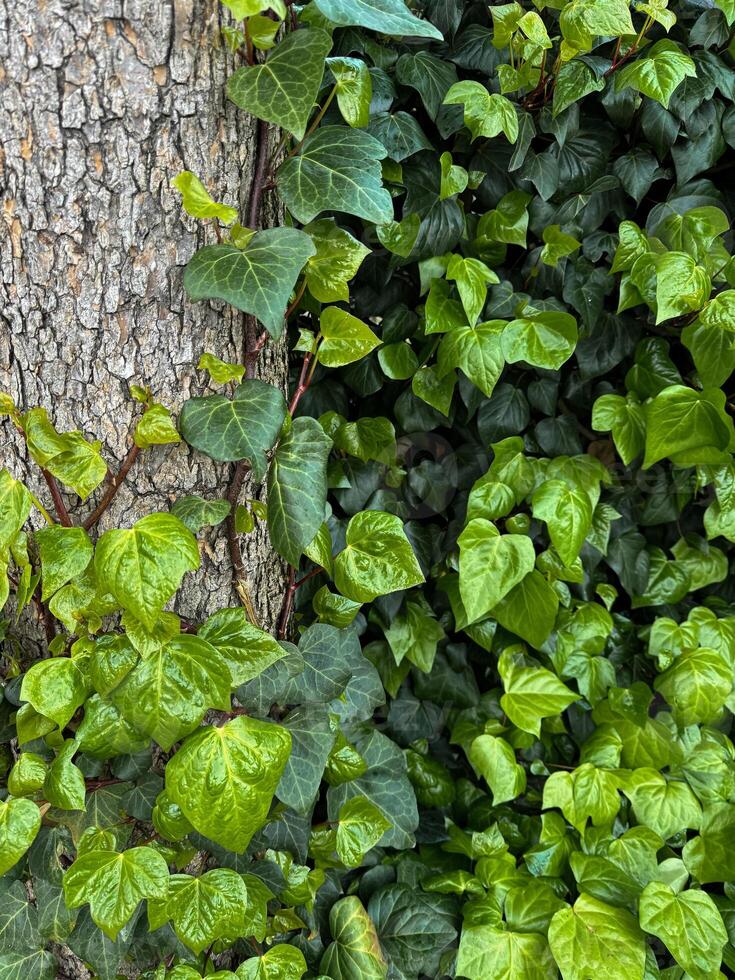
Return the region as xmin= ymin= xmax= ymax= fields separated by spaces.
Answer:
xmin=3 ymin=0 xmax=735 ymax=977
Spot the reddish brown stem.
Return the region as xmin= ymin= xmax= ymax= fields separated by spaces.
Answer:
xmin=277 ymin=567 xmax=297 ymax=640
xmin=41 ymin=469 xmax=73 ymax=527
xmin=83 ymin=444 xmax=140 ymax=530
xmin=288 ymin=350 xmax=315 ymax=415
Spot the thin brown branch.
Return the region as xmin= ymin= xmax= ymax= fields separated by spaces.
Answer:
xmin=83 ymin=444 xmax=140 ymax=530
xmin=40 ymin=470 xmax=73 ymax=526
xmin=277 ymin=566 xmax=297 ymax=640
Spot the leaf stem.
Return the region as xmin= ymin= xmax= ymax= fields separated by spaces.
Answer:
xmin=83 ymin=444 xmax=141 ymax=531
xmin=41 ymin=469 xmax=73 ymax=526
xmin=29 ymin=491 xmax=55 ymax=526
xmin=287 ymin=85 xmax=337 ymax=158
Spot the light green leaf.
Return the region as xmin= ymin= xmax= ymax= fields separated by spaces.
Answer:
xmin=457 ymin=925 xmax=556 ymax=980
xmin=335 ymin=796 xmax=391 ymax=867
xmin=304 ymin=218 xmax=370 ymax=303
xmin=318 ymin=307 xmax=381 ymax=367
xmin=268 ymin=416 xmax=331 ymax=566
xmin=334 ymin=511 xmax=424 ymax=603
xmin=376 ymin=213 xmax=421 ymax=257
xmin=183 ymin=229 xmax=315 ymax=339
xmin=446 ymin=256 xmax=499 ymax=326
xmin=643 ymin=385 xmax=733 ymax=469
xmin=165 ymin=715 xmax=291 ymax=852
xmin=20 ymin=658 xmax=87 ymax=731
xmin=329 ymin=57 xmax=372 ymax=128
xmin=22 ymin=408 xmax=107 ymax=500
xmin=110 ymin=635 xmax=232 ymax=750
xmin=148 ymin=868 xmax=248 ymax=954
xmin=468 ymin=735 xmax=526 ymax=806
xmin=444 ymin=82 xmax=519 ymax=142
xmin=492 ymin=570 xmax=559 ymax=650
xmin=621 ymin=768 xmax=702 ymax=839
xmin=639 ymin=881 xmax=727 ymax=979
xmin=179 ymin=379 xmax=286 ymax=478
xmin=43 ymin=740 xmax=86 ymax=811
xmin=319 ymin=896 xmax=387 ymax=979
xmin=654 ymin=647 xmax=731 ymax=727
xmin=134 ymin=403 xmax=181 ymax=450
xmin=0 ymin=469 xmax=32 ymax=552
xmin=543 ymin=763 xmax=621 ymax=832
xmin=501 ymin=310 xmax=578 ymax=370
xmin=63 ymin=846 xmax=169 ymax=940
xmin=498 ymin=648 xmax=580 ymax=737
xmin=457 ymin=518 xmax=536 ymax=625
xmin=197 ymin=352 xmax=245 ymax=385
xmin=278 ymin=126 xmax=393 ymax=225
xmin=591 ymin=393 xmax=645 ymax=465
xmin=682 ymin=290 xmax=735 ymax=388
xmin=35 ymin=525 xmax=93 ymax=601
xmin=548 ymin=894 xmax=645 ymax=980
xmin=553 ymin=60 xmax=605 ymax=118
xmin=0 ymin=797 xmax=41 ymax=876
xmin=615 ymin=40 xmax=697 ymax=108
xmin=94 ymin=513 xmax=200 ymax=631
xmin=236 ymin=945 xmax=307 ymax=980
xmin=172 ymin=171 xmax=238 ymax=224
xmin=540 ymin=225 xmax=581 ymax=267
xmin=227 ymin=29 xmax=332 ymax=139
xmin=439 ymin=151 xmax=468 ymax=200
xmin=532 ymin=479 xmax=593 ymax=567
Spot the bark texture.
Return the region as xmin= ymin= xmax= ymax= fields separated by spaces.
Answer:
xmin=0 ymin=0 xmax=288 ymax=633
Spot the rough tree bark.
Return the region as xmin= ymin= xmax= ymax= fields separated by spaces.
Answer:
xmin=0 ymin=0 xmax=288 ymax=636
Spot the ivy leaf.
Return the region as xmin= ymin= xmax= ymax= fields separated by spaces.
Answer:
xmin=559 ymin=0 xmax=635 ymax=52
xmin=492 ymin=570 xmax=559 ymax=650
xmin=35 ymin=525 xmax=93 ymax=601
xmin=396 ymin=51 xmax=458 ymax=118
xmin=334 ymin=511 xmax=424 ymax=602
xmin=0 ymin=878 xmax=41 ymax=951
xmin=276 ymin=703 xmax=336 ymax=813
xmin=43 ymin=740 xmax=86 ymax=811
xmin=682 ymin=291 xmax=735 ymax=388
xmin=133 ymin=403 xmax=181 ymax=450
xmin=329 ymin=57 xmax=372 ymax=128
xmin=94 ymin=514 xmax=200 ymax=631
xmin=532 ymin=479 xmax=593 ymax=567
xmin=184 ymin=230 xmax=315 ymax=338
xmin=639 ymin=881 xmax=727 ymax=978
xmin=457 ymin=518 xmax=536 ymax=625
xmin=446 ymin=255 xmax=499 ymax=325
xmin=172 ymin=171 xmax=238 ymax=224
xmin=367 ymin=112 xmax=433 ymax=161
xmin=621 ymin=768 xmax=702 ymax=840
xmin=653 ymin=647 xmax=731 ymax=727
xmin=616 ymin=41 xmax=697 ymax=108
xmin=0 ymin=950 xmax=57 ymax=980
xmin=468 ymin=735 xmax=526 ymax=806
xmin=278 ymin=126 xmax=393 ymax=225
xmin=268 ymin=417 xmax=331 ymax=566
xmin=543 ymin=763 xmax=621 ymax=832
xmin=501 ymin=310 xmax=578 ymax=370
xmin=456 ymin=926 xmax=556 ymax=980
xmin=148 ymin=869 xmax=248 ymax=954
xmin=227 ymin=29 xmax=332 ymax=140
xmin=110 ymin=635 xmax=232 ymax=751
xmin=0 ymin=469 xmax=31 ymax=552
xmin=0 ymin=797 xmax=41 ymax=876
xmin=591 ymin=393 xmax=646 ymax=465
xmin=498 ymin=648 xmax=580 ymax=737
xmin=20 ymin=658 xmax=87 ymax=731
xmin=165 ymin=715 xmax=291 ymax=852
xmin=199 ymin=607 xmax=287 ymax=686
xmin=643 ymin=385 xmax=733 ymax=468
xmin=179 ymin=379 xmax=287 ymax=478
xmin=22 ymin=408 xmax=107 ymax=500
xmin=236 ymin=945 xmax=308 ymax=980
xmin=171 ymin=495 xmax=231 ymax=534
xmin=335 ymin=796 xmax=392 ymax=867
xmin=553 ymin=60 xmax=605 ymax=118
xmin=444 ymin=82 xmax=519 ymax=142
xmin=312 ymin=0 xmax=442 ymax=39
xmin=548 ymin=894 xmax=646 ymax=980
xmin=540 ymin=225 xmax=581 ymax=267
xmin=318 ymin=307 xmax=381 ymax=367
xmin=63 ymin=847 xmax=169 ymax=940
xmin=304 ymin=218 xmax=371 ymax=303
xmin=319 ymin=896 xmax=387 ymax=980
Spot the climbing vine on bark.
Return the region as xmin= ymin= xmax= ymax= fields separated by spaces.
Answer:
xmin=4 ymin=0 xmax=735 ymax=977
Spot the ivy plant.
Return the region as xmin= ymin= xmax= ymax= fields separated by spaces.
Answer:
xmin=4 ymin=0 xmax=735 ymax=977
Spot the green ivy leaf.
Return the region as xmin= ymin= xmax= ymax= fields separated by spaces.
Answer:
xmin=172 ymin=171 xmax=238 ymax=224
xmin=0 ymin=797 xmax=41 ymax=876
xmin=43 ymin=740 xmax=86 ymax=811
xmin=22 ymin=408 xmax=107 ymax=500
xmin=236 ymin=944 xmax=307 ymax=980
xmin=63 ymin=846 xmax=169 ymax=940
xmin=312 ymin=0 xmax=442 ymax=39
xmin=227 ymin=29 xmax=332 ymax=140
xmin=616 ymin=40 xmax=697 ymax=108
xmin=304 ymin=218 xmax=371 ymax=302
xmin=499 ymin=648 xmax=580 ymax=736
xmin=468 ymin=735 xmax=526 ymax=806
xmin=20 ymin=658 xmax=87 ymax=731
xmin=171 ymin=495 xmax=231 ymax=533
xmin=94 ymin=513 xmax=200 ymax=631
xmin=457 ymin=925 xmax=555 ymax=980
xmin=444 ymin=82 xmax=519 ymax=142
xmin=334 ymin=511 xmax=424 ymax=602
xmin=318 ymin=307 xmax=381 ymax=367
xmin=329 ymin=57 xmax=372 ymax=128
xmin=501 ymin=310 xmax=578 ymax=370
xmin=278 ymin=127 xmax=393 ymax=225
xmin=184 ymin=229 xmax=315 ymax=339
xmin=639 ymin=881 xmax=727 ymax=977
xmin=165 ymin=715 xmax=291 ymax=852
xmin=268 ymin=416 xmax=331 ymax=566
xmin=148 ymin=868 xmax=248 ymax=954
xmin=548 ymin=894 xmax=646 ymax=980
xmin=110 ymin=635 xmax=232 ymax=750
xmin=35 ymin=525 xmax=93 ymax=601
xmin=179 ymin=379 xmax=286 ymax=478
xmin=199 ymin=607 xmax=287 ymax=686
xmin=532 ymin=479 xmax=593 ymax=567
xmin=643 ymin=385 xmax=733 ymax=468
xmin=319 ymin=896 xmax=387 ymax=979
xmin=134 ymin=403 xmax=181 ymax=450
xmin=457 ymin=518 xmax=536 ymax=625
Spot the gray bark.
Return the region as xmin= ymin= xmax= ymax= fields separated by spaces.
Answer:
xmin=0 ymin=0 xmax=288 ymax=634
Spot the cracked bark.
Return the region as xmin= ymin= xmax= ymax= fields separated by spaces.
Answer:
xmin=0 ymin=0 xmax=288 ymax=648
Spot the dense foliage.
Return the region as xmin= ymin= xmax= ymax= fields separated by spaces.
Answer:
xmin=3 ymin=0 xmax=735 ymax=976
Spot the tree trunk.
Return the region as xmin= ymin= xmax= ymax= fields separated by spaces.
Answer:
xmin=0 ymin=0 xmax=288 ymax=634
